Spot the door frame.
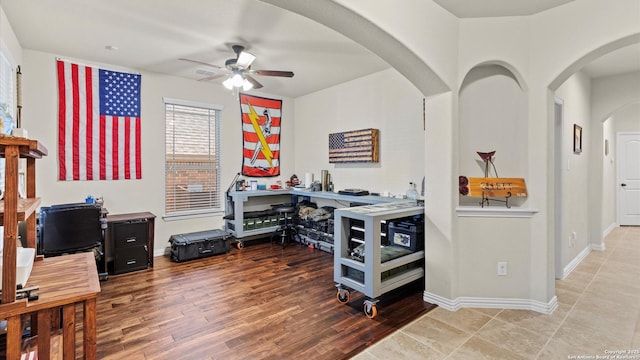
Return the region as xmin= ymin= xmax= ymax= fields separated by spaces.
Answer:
xmin=554 ymin=98 xmax=565 ymax=279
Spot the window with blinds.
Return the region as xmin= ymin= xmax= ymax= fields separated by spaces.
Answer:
xmin=164 ymin=98 xmax=222 ymax=217
xmin=0 ymin=50 xmax=15 ymax=121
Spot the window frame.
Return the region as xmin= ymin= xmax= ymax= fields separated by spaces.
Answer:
xmin=0 ymin=46 xmax=17 ymax=198
xmin=163 ymin=97 xmax=224 ymax=220
xmin=0 ymin=46 xmax=16 ymax=121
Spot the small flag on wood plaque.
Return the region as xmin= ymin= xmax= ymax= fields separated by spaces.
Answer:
xmin=328 ymin=128 xmax=379 ymax=163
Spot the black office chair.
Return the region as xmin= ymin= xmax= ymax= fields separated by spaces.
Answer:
xmin=270 ymin=205 xmax=298 ymax=248
xmin=37 ymin=203 xmax=108 ymax=280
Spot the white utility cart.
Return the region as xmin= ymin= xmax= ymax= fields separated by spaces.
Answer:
xmin=333 ymin=201 xmax=425 ymax=318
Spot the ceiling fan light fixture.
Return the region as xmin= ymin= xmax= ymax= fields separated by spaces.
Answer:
xmin=232 ymin=72 xmax=244 ymax=87
xmin=242 ymin=79 xmax=253 ymax=91
xmin=222 ymin=77 xmax=234 ymax=90
xmin=180 ymin=44 xmax=291 ymax=91
xmin=237 ymin=51 xmax=256 ymax=68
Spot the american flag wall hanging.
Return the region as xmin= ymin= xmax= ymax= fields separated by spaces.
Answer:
xmin=239 ymin=93 xmax=282 ymax=177
xmin=328 ymin=128 xmax=379 ymax=163
xmin=57 ymin=59 xmax=142 ymax=181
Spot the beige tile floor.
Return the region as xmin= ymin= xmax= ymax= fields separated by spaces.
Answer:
xmin=353 ymin=226 xmax=640 ymax=359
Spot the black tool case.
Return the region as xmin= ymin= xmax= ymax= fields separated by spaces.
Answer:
xmin=169 ymin=229 xmax=230 ymax=262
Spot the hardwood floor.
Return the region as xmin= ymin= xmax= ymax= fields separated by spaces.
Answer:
xmin=95 ymin=240 xmax=435 ymax=360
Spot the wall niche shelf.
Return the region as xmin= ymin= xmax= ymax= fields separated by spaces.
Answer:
xmin=456 ymin=206 xmax=539 ymax=218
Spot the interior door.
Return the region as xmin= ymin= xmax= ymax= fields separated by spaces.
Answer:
xmin=617 ymin=132 xmax=640 ymax=226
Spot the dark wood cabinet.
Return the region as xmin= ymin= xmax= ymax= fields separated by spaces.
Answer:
xmin=105 ymin=211 xmax=156 ymax=274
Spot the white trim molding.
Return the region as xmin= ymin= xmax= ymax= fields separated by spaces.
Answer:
xmin=592 ymin=222 xmax=616 ymax=252
xmin=603 ymin=222 xmax=617 ymax=239
xmin=561 ymin=245 xmax=591 ymax=279
xmin=423 ymin=291 xmax=558 ymax=315
xmin=456 ymin=207 xmax=539 ymax=218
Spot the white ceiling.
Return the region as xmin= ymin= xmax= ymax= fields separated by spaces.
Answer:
xmin=1 ymin=0 xmax=638 ymax=98
xmin=433 ymin=0 xmax=575 ymax=18
xmin=1 ymin=0 xmax=391 ymax=98
xmin=581 ymin=43 xmax=640 ymax=79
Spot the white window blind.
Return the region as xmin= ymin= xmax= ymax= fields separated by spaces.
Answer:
xmin=0 ymin=50 xmax=15 ymax=120
xmin=164 ymin=98 xmax=222 ymax=217
xmin=0 ymin=50 xmax=16 ymax=198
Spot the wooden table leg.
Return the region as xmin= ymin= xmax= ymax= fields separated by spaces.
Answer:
xmin=37 ymin=309 xmax=52 ymax=360
xmin=62 ymin=304 xmax=76 ymax=360
xmin=6 ymin=315 xmax=22 ymax=360
xmin=83 ymin=298 xmax=97 ymax=360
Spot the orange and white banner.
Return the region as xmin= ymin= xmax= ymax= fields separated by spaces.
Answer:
xmin=239 ymin=93 xmax=282 ymax=177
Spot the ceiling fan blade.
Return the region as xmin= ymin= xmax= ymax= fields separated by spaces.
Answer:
xmin=245 ymin=75 xmax=263 ymax=89
xmin=197 ymin=74 xmax=227 ymax=82
xmin=237 ymin=51 xmax=256 ymax=68
xmin=254 ymin=70 xmax=294 ymax=77
xmin=179 ymin=58 xmax=222 ymax=69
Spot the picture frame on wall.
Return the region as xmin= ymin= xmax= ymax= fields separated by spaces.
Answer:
xmin=573 ymin=124 xmax=582 ymax=154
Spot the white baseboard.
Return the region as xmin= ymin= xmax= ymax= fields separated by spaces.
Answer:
xmin=561 ymin=245 xmax=591 ymax=279
xmin=423 ymin=291 xmax=558 ymax=315
xmin=595 ymin=222 xmax=617 ymax=251
xmin=603 ymin=222 xmax=617 ymax=238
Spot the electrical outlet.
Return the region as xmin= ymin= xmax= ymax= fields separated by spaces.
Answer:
xmin=497 ymin=261 xmax=508 ymax=276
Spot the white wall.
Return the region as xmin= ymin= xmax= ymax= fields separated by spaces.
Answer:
xmin=336 ymin=0 xmax=459 ymax=91
xmin=602 ymin=117 xmax=615 ymax=233
xmin=555 ymin=71 xmax=592 ymax=271
xmin=592 ymin=87 xmax=640 ymax=239
xmin=424 ymin=91 xmax=455 ymax=299
xmin=613 ymin=102 xmax=640 ymax=132
xmin=590 ymin=71 xmax=640 ymax=243
xmin=592 ymin=72 xmax=640 ymax=123
xmin=528 ymin=0 xmax=640 ymax=301
xmin=455 ymin=63 xmax=532 ymax=298
xmin=20 ymin=49 xmax=295 ymax=255
xmin=293 ymin=68 xmax=424 ymax=197
xmin=458 ymin=65 xmax=528 ymax=206
xmin=611 ymin=103 xmax=640 ymax=228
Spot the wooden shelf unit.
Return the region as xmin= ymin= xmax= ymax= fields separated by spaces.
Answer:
xmin=0 ymin=135 xmax=47 ymax=302
xmin=0 ymin=136 xmax=101 ymax=359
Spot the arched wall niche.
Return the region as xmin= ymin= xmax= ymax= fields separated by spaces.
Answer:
xmin=460 ymin=60 xmax=528 ymax=93
xmin=458 ymin=62 xmax=529 ymax=206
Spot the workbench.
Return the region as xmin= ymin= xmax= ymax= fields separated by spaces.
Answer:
xmin=224 ymin=188 xmax=399 ymax=248
xmin=333 ymin=202 xmax=425 ymax=318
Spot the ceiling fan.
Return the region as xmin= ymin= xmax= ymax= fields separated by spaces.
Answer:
xmin=179 ymin=44 xmax=294 ymax=90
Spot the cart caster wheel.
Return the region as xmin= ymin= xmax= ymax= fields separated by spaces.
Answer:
xmin=336 ymin=289 xmax=350 ymax=304
xmin=237 ymin=242 xmax=244 ymax=249
xmin=364 ymin=303 xmax=377 ymax=319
